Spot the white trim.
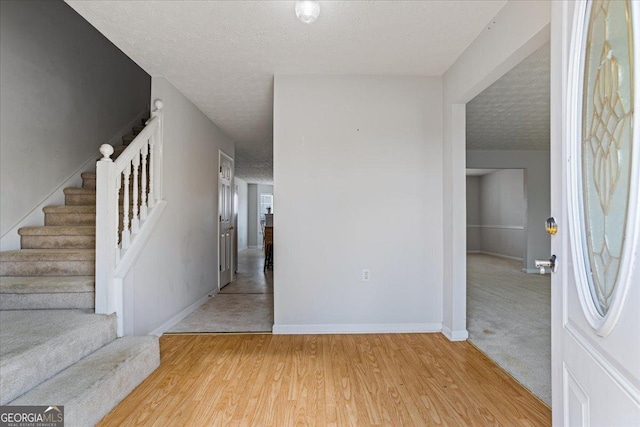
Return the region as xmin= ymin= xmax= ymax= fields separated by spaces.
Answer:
xmin=441 ymin=325 xmax=469 ymax=342
xmin=272 ymin=323 xmax=442 ymax=335
xmin=467 ymin=224 xmax=525 ymax=230
xmin=115 ymin=201 xmax=167 ymax=277
xmin=566 ymin=322 xmax=640 ymax=406
xmin=0 ymin=111 xmax=148 ymax=251
xmin=217 ymin=150 xmax=234 ymax=292
xmin=148 ymin=288 xmax=217 ymax=336
xmin=563 ymin=364 xmax=591 ymax=426
xmin=478 ymin=250 xmax=523 ymax=262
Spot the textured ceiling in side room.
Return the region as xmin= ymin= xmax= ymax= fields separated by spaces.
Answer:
xmin=65 ymin=0 xmax=507 ymax=183
xmin=466 ymin=42 xmax=550 ymax=151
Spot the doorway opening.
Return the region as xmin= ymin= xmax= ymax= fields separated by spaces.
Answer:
xmin=165 ymin=158 xmax=274 ymax=333
xmin=464 ymin=43 xmax=552 ymax=406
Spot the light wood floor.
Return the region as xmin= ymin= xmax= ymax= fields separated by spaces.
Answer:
xmin=98 ymin=334 xmax=550 ymax=426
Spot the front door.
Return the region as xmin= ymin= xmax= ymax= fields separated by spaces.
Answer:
xmin=552 ymin=1 xmax=640 ymax=425
xmin=219 ymin=151 xmax=233 ymax=289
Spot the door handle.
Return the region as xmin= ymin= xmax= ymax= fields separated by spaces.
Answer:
xmin=535 ymin=255 xmax=557 ymax=274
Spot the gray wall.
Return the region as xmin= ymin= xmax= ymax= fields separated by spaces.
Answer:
xmin=466 ymin=176 xmax=481 ymax=252
xmin=247 ymin=184 xmax=259 ymax=247
xmin=123 ymin=77 xmax=234 ymax=335
xmin=479 ymin=169 xmax=525 ymax=260
xmin=247 ymin=183 xmax=273 ymax=247
xmin=0 ymin=0 xmax=150 ymax=237
xmin=236 ymin=178 xmax=248 ymax=251
xmin=467 ymin=150 xmax=550 ymax=272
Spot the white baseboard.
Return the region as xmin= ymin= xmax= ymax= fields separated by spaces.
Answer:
xmin=441 ymin=325 xmax=469 ymax=341
xmin=0 ymin=110 xmax=149 ymax=251
xmin=479 ymin=250 xmax=523 ymax=262
xmin=272 ymin=323 xmax=442 ymax=334
xmin=248 ymin=245 xmax=262 ymax=250
xmin=148 ymin=287 xmax=218 ymax=336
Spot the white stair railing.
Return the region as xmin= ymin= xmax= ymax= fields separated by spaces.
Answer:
xmin=95 ymin=99 xmax=164 ymax=335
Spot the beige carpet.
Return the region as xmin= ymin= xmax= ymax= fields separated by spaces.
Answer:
xmin=467 ymin=253 xmax=551 ymax=406
xmin=167 ymin=248 xmax=273 ymax=333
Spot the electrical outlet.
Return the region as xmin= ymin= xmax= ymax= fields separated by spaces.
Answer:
xmin=362 ymin=269 xmax=370 ymax=282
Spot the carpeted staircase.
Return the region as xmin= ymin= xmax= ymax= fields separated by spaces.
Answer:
xmin=0 ymin=120 xmax=160 ymax=426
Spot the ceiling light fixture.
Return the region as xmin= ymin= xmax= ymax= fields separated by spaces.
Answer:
xmin=295 ymin=0 xmax=320 ymax=24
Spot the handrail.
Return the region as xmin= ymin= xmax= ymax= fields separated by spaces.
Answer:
xmin=95 ymin=99 xmax=164 ymax=336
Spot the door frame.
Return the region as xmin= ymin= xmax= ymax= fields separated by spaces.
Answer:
xmin=218 ymin=150 xmax=235 ymax=291
xmin=446 ymin=28 xmax=551 ymax=341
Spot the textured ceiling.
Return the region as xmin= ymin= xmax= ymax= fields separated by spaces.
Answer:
xmin=66 ymin=0 xmax=506 ymax=183
xmin=466 ymin=42 xmax=550 ymax=151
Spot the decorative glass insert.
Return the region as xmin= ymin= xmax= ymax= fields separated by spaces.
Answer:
xmin=581 ymin=0 xmax=634 ymax=316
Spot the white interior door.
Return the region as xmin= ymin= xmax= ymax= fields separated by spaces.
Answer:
xmin=219 ymin=152 xmax=233 ymax=289
xmin=552 ymin=1 xmax=640 ymax=425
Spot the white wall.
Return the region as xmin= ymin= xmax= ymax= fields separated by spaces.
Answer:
xmin=0 ymin=0 xmax=150 ymax=240
xmin=123 ymin=77 xmax=234 ymax=335
xmin=467 ymin=152 xmax=549 ymax=270
xmin=236 ymin=178 xmax=248 ymax=251
xmin=478 ymin=169 xmax=526 ymax=260
xmin=273 ymin=75 xmax=443 ymax=333
xmin=442 ymin=0 xmax=551 ymax=339
xmin=466 ymin=176 xmax=481 ymax=252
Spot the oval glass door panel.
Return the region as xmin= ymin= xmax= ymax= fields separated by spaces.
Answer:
xmin=581 ymin=0 xmax=634 ymax=316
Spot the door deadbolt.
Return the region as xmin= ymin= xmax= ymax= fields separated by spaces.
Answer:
xmin=546 ymin=217 xmax=558 ymax=235
xmin=535 ymin=255 xmax=557 ymax=274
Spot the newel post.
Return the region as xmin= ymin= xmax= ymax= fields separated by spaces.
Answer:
xmin=95 ymin=144 xmax=118 ymax=315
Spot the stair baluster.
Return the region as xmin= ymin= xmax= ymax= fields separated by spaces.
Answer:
xmin=131 ymin=152 xmax=140 ymax=235
xmin=140 ymin=142 xmax=149 ymax=221
xmin=148 ymin=134 xmax=156 ymax=210
xmin=121 ymin=165 xmax=131 ymax=249
xmin=115 ymin=173 xmax=122 ymax=263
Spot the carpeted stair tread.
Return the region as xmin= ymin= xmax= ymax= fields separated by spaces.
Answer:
xmin=18 ymin=226 xmax=96 ymax=249
xmin=0 ymin=310 xmax=116 ymax=404
xmin=0 ymin=276 xmax=94 ymax=293
xmin=0 ymin=249 xmax=95 ymax=261
xmin=81 ymin=172 xmax=96 ymax=188
xmin=44 ymin=205 xmax=96 ymax=214
xmin=63 ymin=187 xmax=96 ymax=195
xmin=10 ymin=336 xmax=159 ymax=427
xmin=0 ymin=275 xmax=94 ymax=309
xmin=43 ymin=206 xmax=96 ymax=226
xmin=18 ymin=226 xmax=95 ymax=236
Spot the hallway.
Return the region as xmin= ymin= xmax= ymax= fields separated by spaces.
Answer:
xmin=167 ymin=248 xmax=273 ymax=333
